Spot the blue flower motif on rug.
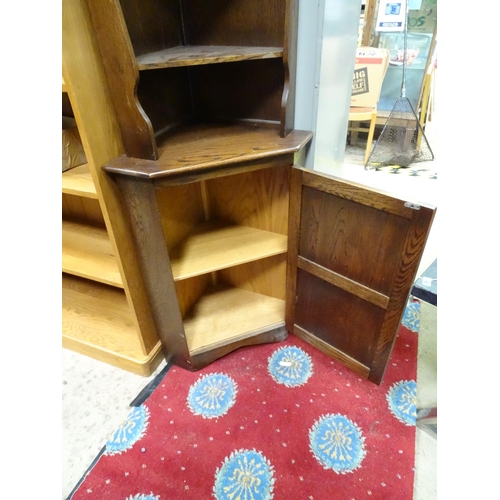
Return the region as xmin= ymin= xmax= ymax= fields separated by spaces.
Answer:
xmin=187 ymin=373 xmax=237 ymax=419
xmin=387 ymin=380 xmax=417 ymax=426
xmin=309 ymin=414 xmax=366 ymax=474
xmin=105 ymin=405 xmax=150 ymax=455
xmin=126 ymin=494 xmax=159 ymax=500
xmin=402 ymin=300 xmax=421 ymax=332
xmin=268 ymin=345 xmax=313 ymax=387
xmin=213 ymin=449 xmax=275 ymax=500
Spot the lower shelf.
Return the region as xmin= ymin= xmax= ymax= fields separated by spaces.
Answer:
xmin=184 ymin=283 xmax=285 ymax=357
xmin=62 ymin=274 xmax=163 ymax=376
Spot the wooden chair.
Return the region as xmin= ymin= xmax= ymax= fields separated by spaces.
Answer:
xmin=348 ymin=47 xmax=390 ymax=165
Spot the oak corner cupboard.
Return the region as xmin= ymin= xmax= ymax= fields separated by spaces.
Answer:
xmin=63 ymin=0 xmax=436 ymax=384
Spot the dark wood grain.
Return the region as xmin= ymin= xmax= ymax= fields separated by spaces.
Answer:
xmin=299 ymin=167 xmax=432 ymax=219
xmin=190 ymin=59 xmax=284 ymax=124
xmin=285 ymin=166 xmax=302 ymax=331
xmin=88 ymin=0 xmax=297 ymax=156
xmin=297 ymin=256 xmax=390 ymax=309
xmin=137 ymin=67 xmax=194 ymax=139
xmin=299 ymin=185 xmax=408 ymax=296
xmin=87 ymin=0 xmax=158 ymax=159
xmin=181 ymin=0 xmax=285 ymax=47
xmin=287 ymin=166 xmax=436 ymax=385
xmin=189 ymin=326 xmax=288 ymax=370
xmin=118 ymin=0 xmax=183 ymax=56
xmin=368 ymin=204 xmax=436 ymax=384
xmin=113 ymin=175 xmax=192 ymax=369
xmin=137 ymin=46 xmax=283 ymax=69
xmin=103 ymin=124 xmax=313 ymax=179
xmin=293 ymin=324 xmax=370 ymax=378
xmin=294 ymin=269 xmax=385 ymax=369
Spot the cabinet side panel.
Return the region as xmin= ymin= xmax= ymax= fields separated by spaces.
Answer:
xmin=206 ymin=164 xmax=290 ymax=234
xmin=155 ymin=182 xmax=206 ymax=251
xmin=175 ymin=274 xmax=212 ymax=318
xmin=138 ymin=67 xmax=194 ymax=137
xmin=181 ymin=0 xmax=285 ymax=46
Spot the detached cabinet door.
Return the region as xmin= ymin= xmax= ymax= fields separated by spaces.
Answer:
xmin=286 ymin=167 xmax=436 ymax=384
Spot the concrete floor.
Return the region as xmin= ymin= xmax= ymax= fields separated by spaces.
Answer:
xmin=62 ymin=112 xmax=438 ymax=500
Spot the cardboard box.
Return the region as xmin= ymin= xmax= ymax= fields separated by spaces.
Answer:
xmin=350 ymin=48 xmax=390 ymax=108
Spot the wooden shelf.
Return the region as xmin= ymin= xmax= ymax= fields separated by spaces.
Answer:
xmin=136 ymin=45 xmax=283 ymax=70
xmin=62 ymin=220 xmax=123 ymax=287
xmin=62 ymin=274 xmax=163 ymax=376
xmin=62 ymin=163 xmax=98 ymax=198
xmin=170 ymin=221 xmax=287 ymax=281
xmin=104 ymin=123 xmax=313 ymax=179
xmin=184 ymin=283 xmax=285 ymax=356
xmin=62 ymin=76 xmax=67 ymax=92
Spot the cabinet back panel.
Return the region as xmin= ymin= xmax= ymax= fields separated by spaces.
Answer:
xmin=190 ymin=60 xmax=283 ymax=123
xmin=206 ymin=164 xmax=290 ymax=234
xmin=119 ymin=0 xmax=184 ymax=56
xmin=181 ymin=0 xmax=285 ymax=46
xmin=138 ymin=67 xmax=195 ymax=137
xmin=175 ymin=273 xmax=212 ymax=319
xmin=299 ymin=186 xmax=409 ymax=296
xmin=218 ymin=254 xmax=287 ymax=301
xmin=155 ymin=182 xmax=206 ymax=251
xmin=62 ymin=194 xmax=105 ymax=227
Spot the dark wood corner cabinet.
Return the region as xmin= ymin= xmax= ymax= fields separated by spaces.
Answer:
xmin=66 ymin=0 xmax=435 ymax=384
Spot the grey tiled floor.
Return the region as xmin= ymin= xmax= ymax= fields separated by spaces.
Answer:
xmin=62 ymin=111 xmax=438 ymax=500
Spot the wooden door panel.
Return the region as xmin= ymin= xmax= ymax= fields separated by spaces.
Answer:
xmin=286 ymin=167 xmax=436 ymax=384
xmin=299 ymin=185 xmax=408 ymax=295
xmin=295 ymin=270 xmax=384 ymax=369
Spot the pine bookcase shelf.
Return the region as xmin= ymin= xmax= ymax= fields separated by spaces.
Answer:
xmin=136 ymin=45 xmax=283 ymax=70
xmin=62 ymin=274 xmax=162 ymax=376
xmin=63 ymin=0 xmax=163 ymax=376
xmin=62 ymin=163 xmax=97 ymax=198
xmin=62 ymin=220 xmax=123 ymax=288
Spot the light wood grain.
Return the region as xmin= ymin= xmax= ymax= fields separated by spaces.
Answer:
xmin=62 ymin=220 xmax=123 ymax=287
xmin=62 ymin=76 xmax=67 ymax=92
xmin=170 ymin=222 xmax=287 ymax=281
xmin=62 ymin=194 xmax=105 ymax=227
xmin=136 ymin=45 xmax=283 ymax=69
xmin=64 ymin=0 xmax=160 ymax=356
xmin=207 ymin=164 xmax=290 ymax=234
xmin=62 ymin=275 xmax=164 ymax=376
xmin=156 ymin=182 xmax=206 ymax=251
xmin=218 ymin=254 xmax=287 ymax=300
xmin=62 ymin=163 xmax=98 ymax=198
xmin=184 ymin=284 xmax=285 ymax=355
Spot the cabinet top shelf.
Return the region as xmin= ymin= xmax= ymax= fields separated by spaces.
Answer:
xmin=136 ymin=45 xmax=283 ymax=70
xmin=103 ymin=123 xmax=313 ymax=180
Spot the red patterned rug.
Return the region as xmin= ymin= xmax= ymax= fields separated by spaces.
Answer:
xmin=68 ymin=300 xmax=421 ymax=500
